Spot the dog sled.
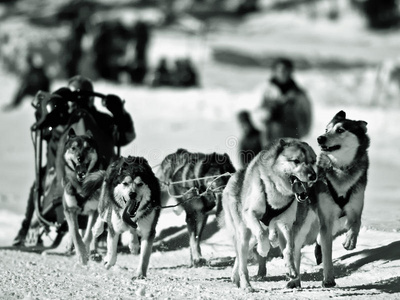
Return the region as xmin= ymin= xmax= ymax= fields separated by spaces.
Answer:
xmin=16 ymin=88 xmax=120 ymax=252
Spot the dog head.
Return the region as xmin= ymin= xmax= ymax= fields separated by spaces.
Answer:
xmin=106 ymin=156 xmax=160 ymax=225
xmin=63 ymin=128 xmax=98 ymax=182
xmin=274 ymin=138 xmax=317 ymax=202
xmin=317 ymin=111 xmax=369 ymax=167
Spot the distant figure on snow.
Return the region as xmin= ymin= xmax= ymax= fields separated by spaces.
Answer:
xmin=258 ymin=57 xmax=312 ymax=147
xmin=237 ymin=110 xmax=262 ymax=167
xmin=3 ymin=53 xmax=50 ymax=111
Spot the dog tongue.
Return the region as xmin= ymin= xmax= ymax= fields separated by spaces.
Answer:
xmin=291 ymin=178 xmax=306 ymax=194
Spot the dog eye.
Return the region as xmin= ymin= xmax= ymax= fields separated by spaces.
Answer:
xmin=336 ymin=128 xmax=344 ymax=133
xmin=292 ymin=159 xmax=300 ymax=164
xmin=123 ymin=182 xmax=129 ymax=187
xmin=137 ymin=182 xmax=144 ymax=187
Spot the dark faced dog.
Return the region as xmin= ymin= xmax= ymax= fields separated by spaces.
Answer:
xmin=83 ymin=156 xmax=160 ymax=278
xmin=313 ymin=111 xmax=370 ymax=288
xmin=57 ymin=128 xmax=100 ymax=265
xmin=157 ymin=149 xmax=236 ymax=267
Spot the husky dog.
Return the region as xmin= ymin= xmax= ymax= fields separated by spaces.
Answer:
xmin=222 ymin=138 xmax=317 ymax=292
xmin=158 ymin=149 xmax=236 ymax=267
xmin=57 ymin=128 xmax=100 ymax=265
xmin=313 ymin=110 xmax=370 ymax=287
xmin=83 ymin=156 xmax=160 ymax=278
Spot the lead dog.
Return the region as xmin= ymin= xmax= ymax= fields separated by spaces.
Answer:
xmin=313 ymin=110 xmax=370 ymax=287
xmin=83 ymin=156 xmax=160 ymax=278
xmin=57 ymin=128 xmax=100 ymax=265
xmin=222 ymin=138 xmax=317 ymax=291
xmin=157 ymin=148 xmax=236 ymax=267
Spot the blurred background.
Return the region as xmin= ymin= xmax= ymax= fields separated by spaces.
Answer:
xmin=1 ymin=0 xmax=400 ymax=245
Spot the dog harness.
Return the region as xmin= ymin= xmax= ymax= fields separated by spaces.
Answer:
xmin=326 ymin=179 xmax=352 ymax=210
xmin=260 ymin=198 xmax=295 ymax=226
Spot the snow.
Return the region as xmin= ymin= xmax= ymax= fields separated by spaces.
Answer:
xmin=1 ymin=8 xmax=400 ymax=298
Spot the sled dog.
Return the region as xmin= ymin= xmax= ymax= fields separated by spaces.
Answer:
xmin=222 ymin=138 xmax=317 ymax=291
xmin=83 ymin=156 xmax=160 ymax=278
xmin=157 ymin=148 xmax=236 ymax=267
xmin=57 ymin=128 xmax=100 ymax=265
xmin=313 ymin=110 xmax=370 ymax=287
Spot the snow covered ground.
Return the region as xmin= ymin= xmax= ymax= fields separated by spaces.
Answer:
xmin=1 ymin=10 xmax=400 ymax=298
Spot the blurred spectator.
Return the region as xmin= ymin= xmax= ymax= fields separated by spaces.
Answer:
xmin=237 ymin=110 xmax=262 ymax=167
xmin=129 ymin=20 xmax=150 ymax=84
xmin=93 ymin=21 xmax=130 ymax=81
xmin=258 ymin=57 xmax=312 ymax=147
xmin=3 ymin=53 xmax=50 ymax=111
xmin=151 ymin=57 xmax=172 ymax=87
xmin=63 ymin=6 xmax=89 ymax=78
xmin=172 ymin=58 xmax=199 ymax=87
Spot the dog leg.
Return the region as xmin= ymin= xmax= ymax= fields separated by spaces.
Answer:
xmin=277 ymin=223 xmax=298 ymax=281
xmin=319 ymin=217 xmax=336 ymax=287
xmin=186 ymin=210 xmax=208 ymax=267
xmin=82 ymin=210 xmax=98 ymax=251
xmin=231 ymin=257 xmax=240 ymax=287
xmin=255 ymin=251 xmax=267 ymax=280
xmin=236 ymin=227 xmax=254 ymax=292
xmin=129 ymin=229 xmax=140 ymax=255
xmin=64 ymin=205 xmax=88 ymax=265
xmin=134 ymin=233 xmax=155 ymax=279
xmin=343 ymin=193 xmax=364 ymax=250
xmin=104 ymin=230 xmax=120 ymax=270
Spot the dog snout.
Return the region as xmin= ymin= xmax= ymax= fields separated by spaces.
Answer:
xmin=77 ymin=172 xmax=85 ymax=179
xmin=77 ymin=156 xmax=82 ymax=163
xmin=317 ymin=135 xmax=326 ymax=145
xmin=129 ymin=192 xmax=137 ymax=200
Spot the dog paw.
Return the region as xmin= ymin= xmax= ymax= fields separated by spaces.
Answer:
xmin=89 ymin=250 xmax=102 ymax=262
xmin=256 ymin=239 xmax=270 ymax=257
xmin=243 ymin=285 xmax=255 ymax=293
xmin=103 ymin=256 xmax=116 ymax=270
xmin=193 ymin=257 xmax=207 ymax=267
xmin=286 ymin=278 xmax=301 ymax=289
xmin=343 ymin=233 xmax=358 ymax=250
xmin=322 ymin=280 xmax=336 ymax=288
xmin=132 ymin=274 xmax=146 ymax=280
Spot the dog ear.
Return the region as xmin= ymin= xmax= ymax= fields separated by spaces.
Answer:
xmin=334 ymin=110 xmax=346 ymax=121
xmin=279 ymin=139 xmax=287 ymax=148
xmin=357 ymin=121 xmax=368 ymax=133
xmin=223 ymin=153 xmax=236 ymax=173
xmin=67 ymin=128 xmax=76 ymax=140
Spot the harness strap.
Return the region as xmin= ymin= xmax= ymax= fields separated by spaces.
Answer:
xmin=260 ymin=197 xmax=295 ymax=226
xmin=326 ymin=179 xmax=351 ymax=210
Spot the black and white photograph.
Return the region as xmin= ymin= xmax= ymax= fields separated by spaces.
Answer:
xmin=0 ymin=0 xmax=400 ymax=299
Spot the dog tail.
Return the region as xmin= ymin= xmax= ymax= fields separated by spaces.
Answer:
xmin=82 ymin=170 xmax=106 ymax=199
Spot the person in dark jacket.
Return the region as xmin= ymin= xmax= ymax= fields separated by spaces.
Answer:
xmin=258 ymin=58 xmax=312 ymax=147
xmin=237 ymin=110 xmax=262 ymax=167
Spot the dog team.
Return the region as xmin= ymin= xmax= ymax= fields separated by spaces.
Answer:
xmin=55 ymin=94 xmax=369 ymax=292
xmin=15 ymin=64 xmax=369 ymax=292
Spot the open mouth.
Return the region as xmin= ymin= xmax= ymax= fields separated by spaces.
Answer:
xmin=290 ymin=176 xmax=309 ymax=203
xmin=122 ymin=197 xmax=140 ymax=228
xmin=320 ymin=145 xmax=341 ymax=152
